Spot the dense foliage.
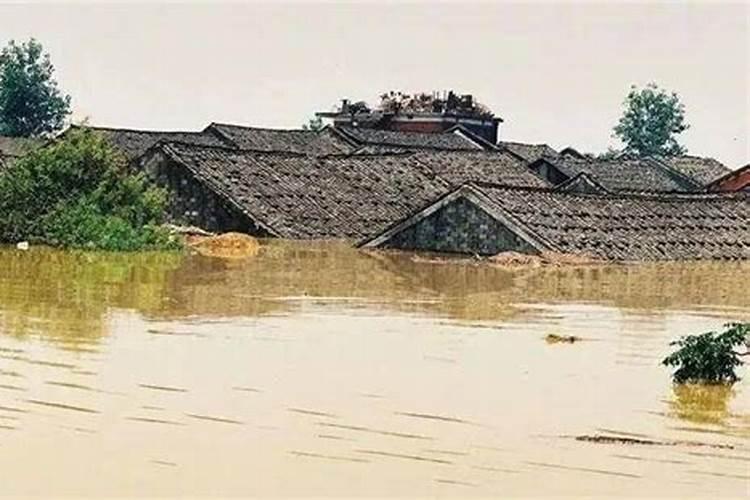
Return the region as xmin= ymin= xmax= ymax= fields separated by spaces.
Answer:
xmin=663 ymin=323 xmax=748 ymax=384
xmin=0 ymin=38 xmax=71 ymax=137
xmin=613 ymin=83 xmax=689 ymax=157
xmin=0 ymin=127 xmax=179 ymax=251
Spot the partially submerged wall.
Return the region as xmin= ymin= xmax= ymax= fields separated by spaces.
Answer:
xmin=379 ymin=197 xmax=537 ymax=255
xmin=142 ymin=151 xmax=271 ymax=236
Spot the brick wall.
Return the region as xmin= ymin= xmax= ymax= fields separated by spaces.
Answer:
xmin=143 ymin=152 xmax=271 ymax=235
xmin=381 ymin=197 xmax=538 ymax=255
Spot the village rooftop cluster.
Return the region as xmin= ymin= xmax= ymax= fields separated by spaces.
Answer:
xmin=0 ymin=93 xmax=748 ymax=262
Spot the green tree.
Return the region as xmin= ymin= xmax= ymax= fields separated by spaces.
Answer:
xmin=663 ymin=323 xmax=748 ymax=384
xmin=0 ymin=127 xmax=179 ymax=251
xmin=0 ymin=38 xmax=71 ymax=137
xmin=302 ymin=116 xmax=324 ymax=131
xmin=613 ymin=83 xmax=689 ymax=157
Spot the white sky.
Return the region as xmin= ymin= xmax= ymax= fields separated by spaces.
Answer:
xmin=1 ymin=1 xmax=748 ymax=166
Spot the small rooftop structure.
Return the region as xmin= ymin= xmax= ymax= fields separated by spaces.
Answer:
xmin=361 ymin=182 xmax=750 ymax=261
xmin=318 ymin=90 xmax=503 ymax=144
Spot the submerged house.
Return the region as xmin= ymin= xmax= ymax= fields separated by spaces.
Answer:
xmin=137 ymin=141 xmax=550 ymax=239
xmin=140 ymin=142 xmax=452 ymax=238
xmin=360 ymin=183 xmax=750 ymax=261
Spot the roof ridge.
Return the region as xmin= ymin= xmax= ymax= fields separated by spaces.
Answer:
xmin=498 ymin=140 xmax=554 ymax=147
xmin=206 ymin=122 xmax=319 ymax=134
xmin=70 ymin=124 xmax=211 ymax=135
xmin=156 ymin=140 xmax=310 ymax=158
xmin=469 ymin=180 xmax=747 ymax=202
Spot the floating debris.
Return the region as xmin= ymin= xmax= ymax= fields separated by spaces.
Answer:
xmin=575 ymin=434 xmax=734 ymax=450
xmin=545 ymin=334 xmax=582 ymax=344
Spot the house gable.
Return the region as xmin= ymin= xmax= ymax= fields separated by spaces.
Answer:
xmin=375 ymin=196 xmax=541 ymax=256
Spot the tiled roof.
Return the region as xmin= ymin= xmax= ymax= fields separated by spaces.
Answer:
xmin=658 ymin=155 xmax=732 ymax=185
xmin=206 ymin=123 xmax=353 ymax=155
xmin=363 ymin=183 xmax=749 ymax=261
xmin=537 ymin=156 xmax=700 ymax=192
xmin=412 ymin=150 xmax=550 ymax=188
xmin=159 ymin=143 xmax=451 ymax=239
xmin=498 ymin=141 xmax=558 ymax=163
xmin=707 ymin=164 xmax=750 ymax=192
xmin=334 ymin=126 xmax=482 ymax=151
xmin=75 ymin=126 xmax=227 ymax=162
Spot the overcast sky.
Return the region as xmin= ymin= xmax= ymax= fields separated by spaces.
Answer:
xmin=1 ymin=1 xmax=747 ymax=166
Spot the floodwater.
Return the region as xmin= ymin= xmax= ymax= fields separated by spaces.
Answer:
xmin=0 ymin=241 xmax=748 ymax=498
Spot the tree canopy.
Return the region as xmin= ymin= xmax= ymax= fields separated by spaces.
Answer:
xmin=0 ymin=38 xmax=71 ymax=138
xmin=0 ymin=127 xmax=178 ymax=251
xmin=613 ymin=83 xmax=689 ymax=157
xmin=302 ymin=116 xmax=324 ymax=131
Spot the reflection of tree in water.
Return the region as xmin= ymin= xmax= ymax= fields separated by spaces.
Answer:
xmin=667 ymin=383 xmax=734 ymax=426
xmin=1 ymin=242 xmax=748 ymax=351
xmin=373 ymin=253 xmax=750 ymax=312
xmin=0 ymin=249 xmax=182 ymax=350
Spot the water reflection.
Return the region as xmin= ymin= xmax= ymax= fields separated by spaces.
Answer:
xmin=0 ymin=249 xmax=181 ymax=349
xmin=668 ymin=384 xmax=735 ymax=426
xmin=0 ymin=242 xmax=748 ymax=351
xmin=0 ymin=242 xmax=748 ymax=497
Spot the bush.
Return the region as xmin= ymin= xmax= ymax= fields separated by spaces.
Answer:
xmin=0 ymin=127 xmax=180 ymax=251
xmin=662 ymin=323 xmax=749 ymax=384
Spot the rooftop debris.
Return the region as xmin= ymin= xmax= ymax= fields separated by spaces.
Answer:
xmin=545 ymin=334 xmax=582 ymax=344
xmin=377 ymin=90 xmax=494 ymax=118
xmin=190 ymin=232 xmax=261 ymax=259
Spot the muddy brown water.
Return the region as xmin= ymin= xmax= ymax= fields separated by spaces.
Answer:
xmin=0 ymin=241 xmax=748 ymax=498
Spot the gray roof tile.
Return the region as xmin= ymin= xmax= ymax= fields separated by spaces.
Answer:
xmin=160 ymin=143 xmax=452 ymax=239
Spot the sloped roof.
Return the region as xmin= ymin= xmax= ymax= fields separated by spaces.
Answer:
xmin=206 ymin=123 xmax=353 ymax=155
xmin=74 ymin=126 xmax=227 ymax=161
xmin=658 ymin=155 xmax=732 ymax=185
xmin=363 ymin=183 xmax=750 ymax=261
xmin=552 ymin=172 xmax=609 ymax=194
xmin=333 ymin=126 xmax=483 ymax=151
xmin=157 ymin=142 xmax=451 ymax=239
xmin=498 ymin=141 xmax=558 ymax=163
xmin=412 ymin=150 xmax=550 ymax=188
xmin=707 ymin=163 xmax=750 ymax=192
xmin=536 ymin=156 xmax=700 ymax=192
